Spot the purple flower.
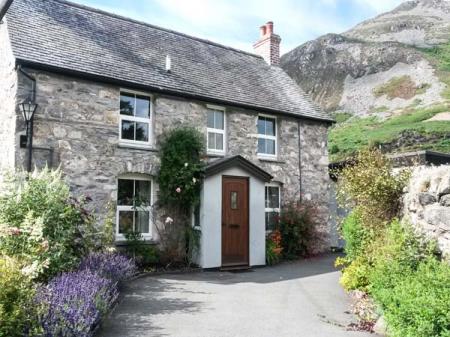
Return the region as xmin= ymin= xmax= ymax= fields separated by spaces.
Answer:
xmin=78 ymin=252 xmax=136 ymax=285
xmin=36 ymin=270 xmax=118 ymax=337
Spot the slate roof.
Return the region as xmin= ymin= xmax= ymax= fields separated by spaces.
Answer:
xmin=5 ymin=0 xmax=332 ymax=122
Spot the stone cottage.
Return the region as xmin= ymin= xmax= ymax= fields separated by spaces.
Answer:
xmin=0 ymin=0 xmax=333 ymax=268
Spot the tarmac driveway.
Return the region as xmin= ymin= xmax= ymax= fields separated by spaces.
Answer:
xmin=97 ymin=254 xmax=376 ymax=337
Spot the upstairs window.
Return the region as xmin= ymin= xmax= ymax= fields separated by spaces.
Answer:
xmin=257 ymin=116 xmax=277 ymax=157
xmin=116 ymin=176 xmax=153 ymax=239
xmin=207 ymin=106 xmax=225 ymax=155
xmin=120 ymin=92 xmax=152 ymax=146
xmin=265 ymin=184 xmax=280 ymax=231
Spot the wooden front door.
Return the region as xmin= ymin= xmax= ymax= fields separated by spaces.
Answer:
xmin=222 ymin=176 xmax=249 ymax=267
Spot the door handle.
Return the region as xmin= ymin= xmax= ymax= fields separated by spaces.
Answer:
xmin=229 ymin=224 xmax=240 ymax=229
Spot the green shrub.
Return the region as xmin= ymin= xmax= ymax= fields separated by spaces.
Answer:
xmin=0 ymin=169 xmax=96 ymax=280
xmin=266 ymin=239 xmax=280 ymax=266
xmin=371 ymin=258 xmax=450 ymax=337
xmin=124 ymin=231 xmax=160 ymax=268
xmin=336 ymin=149 xmax=410 ymax=227
xmin=0 ymin=256 xmax=39 ymax=337
xmin=157 ymin=127 xmax=205 ymax=210
xmin=339 ymin=255 xmax=372 ymax=291
xmin=279 ymin=201 xmax=322 ymax=259
xmin=341 ymin=209 xmax=373 ymax=262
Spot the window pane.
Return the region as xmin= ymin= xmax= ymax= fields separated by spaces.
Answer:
xmin=215 ymin=133 xmax=224 ymax=150
xmin=265 ymin=212 xmax=279 ymax=231
xmin=265 ymin=118 xmax=276 ymax=136
xmin=121 ymin=120 xmax=135 ymax=140
xmin=118 ymin=211 xmax=134 ymax=234
xmin=231 ymin=191 xmax=238 ymax=210
xmin=267 ymin=187 xmax=280 ymax=208
xmin=135 ymin=95 xmax=151 ymax=118
xmin=135 ymin=211 xmax=150 ymax=234
xmin=118 ymin=179 xmax=134 ymax=206
xmin=120 ymin=94 xmax=134 ymax=116
xmin=257 ymin=117 xmax=266 ymax=135
xmin=136 ymin=180 xmax=151 ymax=206
xmin=215 ymin=111 xmax=224 ymax=130
xmin=208 ymin=132 xmax=215 ymax=150
xmin=207 ymin=111 xmax=215 ymax=129
xmin=136 ymin=122 xmax=149 ymax=142
xmin=266 ymin=139 xmax=276 ymax=155
xmin=258 ymin=138 xmax=266 ymax=154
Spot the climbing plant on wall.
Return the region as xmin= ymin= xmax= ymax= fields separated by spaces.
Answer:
xmin=157 ymin=127 xmax=205 ymax=265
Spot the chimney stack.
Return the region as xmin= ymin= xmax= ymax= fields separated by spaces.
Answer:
xmin=253 ymin=21 xmax=281 ymax=66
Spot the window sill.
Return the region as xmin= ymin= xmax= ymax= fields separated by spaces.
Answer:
xmin=258 ymin=156 xmax=285 ymax=164
xmin=115 ymin=238 xmax=156 ymax=246
xmin=207 ymin=152 xmax=226 ymax=158
xmin=118 ymin=143 xmax=157 ymax=152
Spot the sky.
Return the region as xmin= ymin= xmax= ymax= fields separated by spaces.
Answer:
xmin=70 ymin=0 xmax=404 ymax=55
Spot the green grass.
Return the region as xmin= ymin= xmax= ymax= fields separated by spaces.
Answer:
xmin=332 ymin=112 xmax=353 ymax=123
xmin=421 ymin=43 xmax=450 ymax=99
xmin=329 ymin=104 xmax=450 ymax=161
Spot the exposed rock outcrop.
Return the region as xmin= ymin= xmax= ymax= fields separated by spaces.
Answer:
xmin=403 ymin=165 xmax=450 ymax=256
xmin=281 ymin=0 xmax=450 ymax=114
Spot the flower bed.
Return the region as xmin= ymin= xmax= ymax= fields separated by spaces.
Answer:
xmin=0 ymin=169 xmax=136 ymax=336
xmin=36 ymin=252 xmax=136 ymax=337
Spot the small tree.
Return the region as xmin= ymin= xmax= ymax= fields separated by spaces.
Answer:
xmin=336 ymin=149 xmax=410 ymax=228
xmin=156 ymin=127 xmax=205 ymax=265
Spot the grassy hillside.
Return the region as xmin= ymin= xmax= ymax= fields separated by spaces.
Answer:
xmin=329 ymin=104 xmax=450 ymax=161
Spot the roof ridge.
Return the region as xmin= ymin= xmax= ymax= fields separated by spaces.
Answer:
xmin=49 ymin=0 xmax=263 ymax=59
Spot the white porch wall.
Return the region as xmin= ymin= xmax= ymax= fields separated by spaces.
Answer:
xmin=198 ymin=167 xmax=266 ymax=268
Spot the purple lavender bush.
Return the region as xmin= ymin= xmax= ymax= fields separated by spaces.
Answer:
xmin=78 ymin=252 xmax=137 ymax=284
xmin=36 ymin=270 xmax=118 ymax=337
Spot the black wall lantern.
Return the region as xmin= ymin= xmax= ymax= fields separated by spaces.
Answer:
xmin=19 ymin=100 xmax=38 ymax=172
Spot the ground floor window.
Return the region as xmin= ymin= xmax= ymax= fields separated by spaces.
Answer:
xmin=265 ymin=183 xmax=280 ymax=231
xmin=116 ymin=175 xmax=153 ymax=239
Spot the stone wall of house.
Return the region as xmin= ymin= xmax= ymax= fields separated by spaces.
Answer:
xmin=16 ymin=69 xmax=331 ymax=248
xmin=0 ymin=22 xmax=18 ymax=177
xmin=403 ymin=165 xmax=450 ymax=256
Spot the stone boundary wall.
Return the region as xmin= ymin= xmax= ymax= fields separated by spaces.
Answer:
xmin=403 ymin=165 xmax=450 ymax=256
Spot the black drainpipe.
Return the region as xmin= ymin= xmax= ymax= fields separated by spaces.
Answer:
xmin=298 ymin=120 xmax=303 ymax=203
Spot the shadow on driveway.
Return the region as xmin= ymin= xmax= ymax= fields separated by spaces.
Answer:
xmin=97 ymin=254 xmax=376 ymax=337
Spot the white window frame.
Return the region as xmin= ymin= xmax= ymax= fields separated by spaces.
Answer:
xmin=206 ymin=104 xmax=226 ymax=156
xmin=119 ymin=90 xmax=153 ymax=148
xmin=265 ymin=183 xmax=281 ymax=232
xmin=257 ymin=114 xmax=278 ymax=159
xmin=116 ymin=175 xmax=154 ymax=241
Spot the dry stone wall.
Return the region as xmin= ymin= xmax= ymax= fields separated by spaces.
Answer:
xmin=403 ymin=165 xmax=450 ymax=256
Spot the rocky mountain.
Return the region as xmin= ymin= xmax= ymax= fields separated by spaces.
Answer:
xmin=281 ymin=0 xmax=450 ymax=161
